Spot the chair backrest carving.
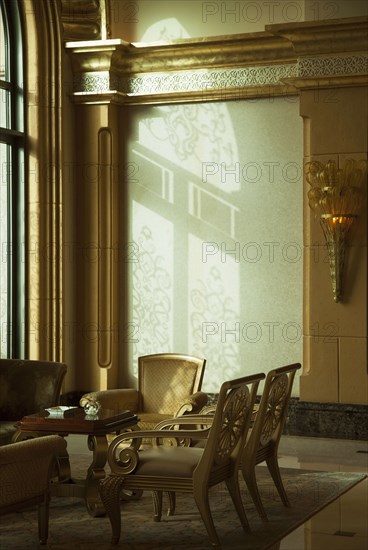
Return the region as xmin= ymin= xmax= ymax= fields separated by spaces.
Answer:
xmin=214 ymin=383 xmax=251 ymax=465
xmin=240 ymin=363 xmax=301 ymax=519
xmin=197 ymin=374 xmax=264 ymax=480
xmin=245 ymin=363 xmax=301 ymax=461
xmin=259 ymin=372 xmax=289 ymax=446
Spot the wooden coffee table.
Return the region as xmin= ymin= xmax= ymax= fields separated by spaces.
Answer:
xmin=14 ymin=407 xmax=138 ymax=517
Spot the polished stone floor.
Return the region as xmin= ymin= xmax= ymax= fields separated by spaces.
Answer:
xmin=274 ymin=436 xmax=368 ymax=550
xmin=67 ymin=434 xmax=368 ymax=550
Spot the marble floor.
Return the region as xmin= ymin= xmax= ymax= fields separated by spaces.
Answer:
xmin=274 ymin=436 xmax=368 ymax=550
xmin=67 ymin=434 xmax=368 ymax=550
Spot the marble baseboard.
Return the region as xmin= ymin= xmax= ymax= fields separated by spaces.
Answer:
xmin=206 ymin=393 xmax=367 ymax=441
xmin=285 ymin=398 xmax=368 ymax=441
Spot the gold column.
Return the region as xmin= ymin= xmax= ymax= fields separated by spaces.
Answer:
xmin=74 ymin=104 xmax=119 ymax=391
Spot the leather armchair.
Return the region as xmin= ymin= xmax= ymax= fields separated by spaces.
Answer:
xmin=0 ymin=359 xmax=67 ymax=445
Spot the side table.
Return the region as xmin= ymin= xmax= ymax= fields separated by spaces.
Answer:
xmin=14 ymin=407 xmax=138 ymax=517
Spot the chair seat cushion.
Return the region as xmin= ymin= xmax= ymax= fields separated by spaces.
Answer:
xmin=135 ymin=446 xmax=204 ymax=477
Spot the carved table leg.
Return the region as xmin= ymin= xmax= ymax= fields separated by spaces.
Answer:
xmin=85 ymin=434 xmax=108 ymax=517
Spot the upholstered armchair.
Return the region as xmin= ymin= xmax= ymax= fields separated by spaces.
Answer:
xmin=241 ymin=363 xmax=302 ymax=519
xmin=0 ymin=434 xmax=67 ymax=544
xmin=0 ymin=359 xmax=67 ymax=445
xmin=80 ymin=353 xmax=208 ymax=430
xmin=100 ymin=372 xmax=265 ymax=547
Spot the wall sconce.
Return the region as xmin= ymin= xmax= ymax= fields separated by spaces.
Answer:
xmin=305 ymin=158 xmax=367 ymax=303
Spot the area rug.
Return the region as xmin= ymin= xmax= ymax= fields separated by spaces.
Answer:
xmin=0 ymin=465 xmax=365 ymax=550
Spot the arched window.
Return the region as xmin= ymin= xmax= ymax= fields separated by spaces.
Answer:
xmin=0 ymin=0 xmax=25 ymax=358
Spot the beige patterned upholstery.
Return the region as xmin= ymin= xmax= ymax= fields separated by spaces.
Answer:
xmin=241 ymin=363 xmax=302 ymax=519
xmin=0 ymin=435 xmax=67 ymax=544
xmin=80 ymin=353 xmax=208 ymax=430
xmin=0 ymin=359 xmax=67 ymax=445
xmin=99 ymin=372 xmax=265 ymax=547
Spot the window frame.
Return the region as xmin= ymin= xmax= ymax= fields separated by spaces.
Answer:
xmin=0 ymin=0 xmax=25 ymax=358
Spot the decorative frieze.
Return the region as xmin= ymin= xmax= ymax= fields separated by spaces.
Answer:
xmin=297 ymin=54 xmax=368 ymax=78
xmin=76 ymin=72 xmax=119 ymax=93
xmin=125 ymin=64 xmax=299 ymax=96
xmin=74 ymin=63 xmax=298 ymax=95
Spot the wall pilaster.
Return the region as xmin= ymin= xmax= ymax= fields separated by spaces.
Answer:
xmin=73 ymin=104 xmax=120 ymax=391
xmin=300 ymin=87 xmax=367 ymax=403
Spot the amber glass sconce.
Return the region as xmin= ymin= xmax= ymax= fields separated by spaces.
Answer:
xmin=305 ymin=159 xmax=367 ymax=303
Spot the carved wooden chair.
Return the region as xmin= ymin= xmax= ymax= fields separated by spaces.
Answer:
xmin=80 ymin=353 xmax=208 ymax=430
xmin=99 ymin=372 xmax=265 ymax=547
xmin=0 ymin=435 xmax=67 ymax=544
xmin=241 ymin=363 xmax=301 ymax=519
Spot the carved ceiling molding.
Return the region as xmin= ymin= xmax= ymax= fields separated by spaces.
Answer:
xmin=60 ymin=0 xmax=109 ymax=41
xmin=267 ymin=18 xmax=368 ymax=56
xmin=65 ymin=16 xmax=368 ymax=105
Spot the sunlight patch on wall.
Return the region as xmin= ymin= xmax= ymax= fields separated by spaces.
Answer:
xmin=138 ymin=104 xmax=240 ymax=193
xmin=140 ymin=17 xmax=190 ymax=43
xmin=189 ymin=234 xmax=240 ymax=392
xmin=125 ymin=97 xmax=302 ymax=396
xmin=131 ymin=201 xmax=173 ymax=376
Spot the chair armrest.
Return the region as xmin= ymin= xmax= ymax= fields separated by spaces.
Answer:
xmin=115 ymin=426 xmax=211 ymax=443
xmin=0 ymin=435 xmax=66 ymax=509
xmin=154 ymin=415 xmax=214 ymax=430
xmin=107 ymin=425 xmax=212 ymax=475
xmin=80 ymin=389 xmax=139 ymax=412
xmin=174 ymin=391 xmax=209 ymax=416
xmin=198 ymin=404 xmax=217 ymax=415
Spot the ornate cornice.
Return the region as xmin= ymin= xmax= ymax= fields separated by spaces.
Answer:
xmin=65 ymin=16 xmax=368 ymax=105
xmin=121 ymin=32 xmax=296 ymax=73
xmin=66 ymin=33 xmax=295 ymax=73
xmin=60 ymin=0 xmax=109 ymax=41
xmin=267 ymin=17 xmax=368 ymax=56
